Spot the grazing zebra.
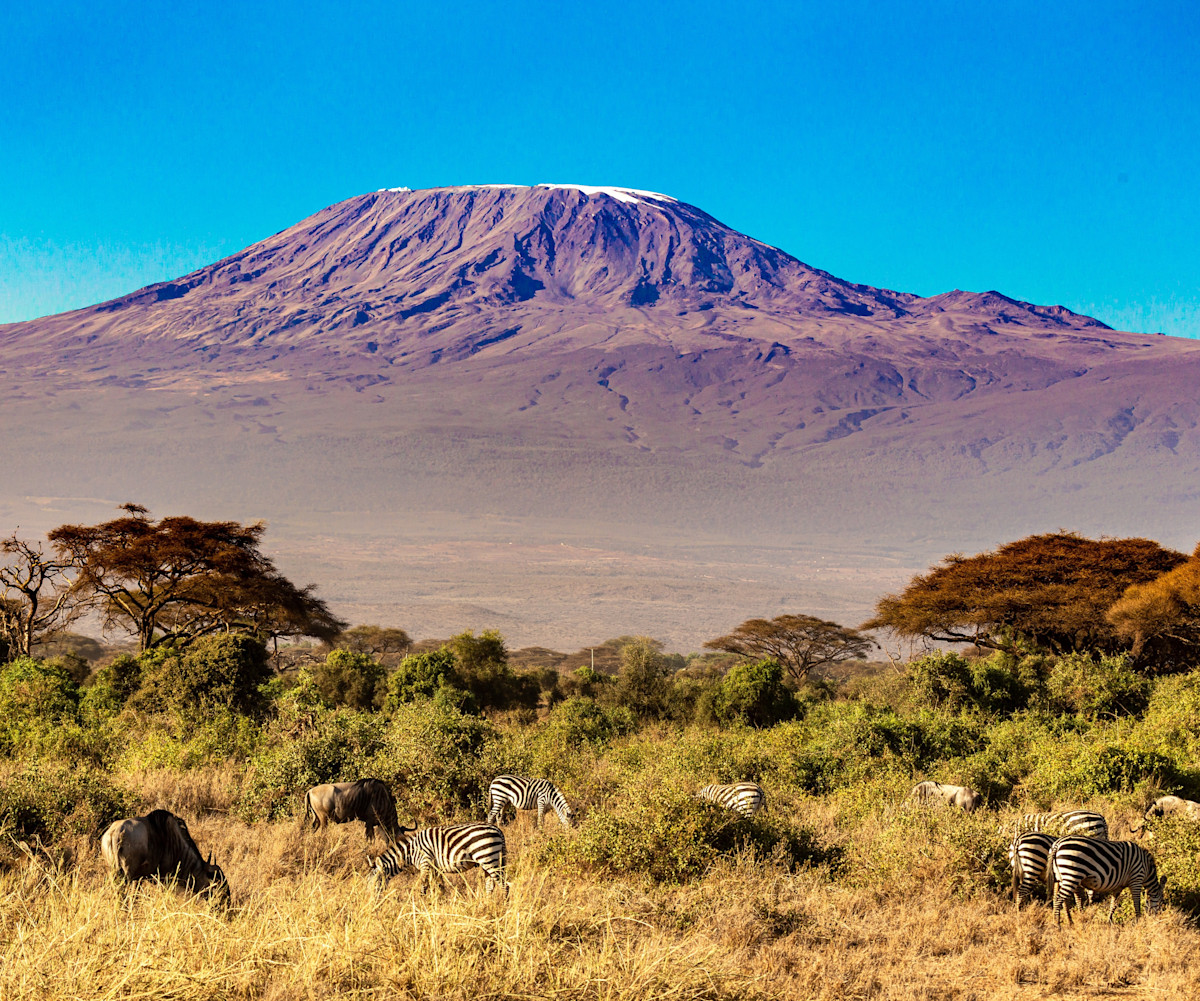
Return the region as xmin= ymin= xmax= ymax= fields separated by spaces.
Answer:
xmin=1009 ymin=831 xmax=1056 ymax=908
xmin=486 ymin=775 xmax=574 ymax=829
xmin=696 ymin=782 xmax=766 ymax=818
xmin=370 ymin=823 xmax=507 ymax=895
xmin=1011 ymin=811 xmax=1109 ymax=840
xmin=1050 ymin=837 xmax=1165 ymax=925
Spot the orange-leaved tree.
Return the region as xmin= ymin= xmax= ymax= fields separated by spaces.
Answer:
xmin=1107 ymin=542 xmax=1200 ymax=670
xmin=862 ymin=532 xmax=1187 ymax=655
xmin=49 ymin=504 xmax=345 ymax=651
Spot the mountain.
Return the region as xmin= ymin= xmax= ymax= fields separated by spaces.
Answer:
xmin=3 ymin=184 xmax=1199 ymax=648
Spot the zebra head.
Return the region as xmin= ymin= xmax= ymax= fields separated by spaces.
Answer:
xmin=1147 ymin=873 xmax=1167 ymax=914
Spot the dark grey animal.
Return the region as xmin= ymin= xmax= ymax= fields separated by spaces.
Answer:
xmin=907 ymin=781 xmax=982 ymax=813
xmin=100 ymin=809 xmax=229 ymax=904
xmin=304 ymin=778 xmax=400 ymax=841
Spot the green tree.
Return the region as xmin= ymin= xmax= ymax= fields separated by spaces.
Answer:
xmin=138 ymin=633 xmax=273 ymax=717
xmin=863 ymin=532 xmax=1186 ymax=655
xmin=312 ymin=648 xmax=385 ymax=709
xmin=49 ymin=504 xmax=345 ymax=651
xmin=446 ymin=630 xmax=539 ymax=712
xmin=613 ymin=636 xmax=671 ymax=718
xmin=384 ymin=648 xmax=464 ymax=710
xmin=711 ymin=657 xmax=800 ymax=727
xmin=336 ymin=625 xmax=412 ymax=665
xmin=705 ymin=614 xmax=875 ymax=685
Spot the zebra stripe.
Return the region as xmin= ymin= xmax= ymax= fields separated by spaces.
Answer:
xmin=696 ymin=782 xmax=766 ymax=818
xmin=1009 ymin=831 xmax=1055 ymax=908
xmin=370 ymin=823 xmax=507 ymax=894
xmin=1050 ymin=837 xmax=1165 ymax=925
xmin=1013 ymin=811 xmax=1109 ymax=840
xmin=485 ymin=775 xmax=574 ymax=828
xmin=1009 ymin=832 xmax=1095 ymax=910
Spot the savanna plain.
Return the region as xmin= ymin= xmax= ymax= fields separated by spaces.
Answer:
xmin=7 ymin=528 xmax=1200 ymax=1000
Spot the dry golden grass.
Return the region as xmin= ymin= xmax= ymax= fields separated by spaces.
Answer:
xmin=4 ymin=803 xmax=1200 ymax=1001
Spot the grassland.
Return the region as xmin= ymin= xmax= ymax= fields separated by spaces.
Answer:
xmin=4 ymin=762 xmax=1200 ymax=1001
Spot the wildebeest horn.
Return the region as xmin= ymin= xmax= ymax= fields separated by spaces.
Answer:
xmin=207 ymin=851 xmax=213 ymax=864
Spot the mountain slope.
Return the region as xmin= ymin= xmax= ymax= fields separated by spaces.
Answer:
xmin=2 ymin=184 xmax=1198 ymax=647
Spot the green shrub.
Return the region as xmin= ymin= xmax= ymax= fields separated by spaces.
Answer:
xmin=312 ymin=648 xmax=385 ymax=709
xmin=1045 ymin=652 xmax=1147 ymax=719
xmin=711 ymin=658 xmax=800 ymax=728
xmin=1065 ymin=746 xmax=1178 ymax=798
xmin=0 ymin=657 xmax=80 ymax=757
xmin=236 ymin=706 xmax=386 ymax=822
xmin=384 ymin=649 xmax=466 ymax=710
xmin=0 ymin=761 xmax=131 ymax=843
xmin=536 ymin=782 xmax=831 ymax=884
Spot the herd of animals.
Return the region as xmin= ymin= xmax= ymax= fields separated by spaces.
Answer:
xmin=98 ymin=774 xmax=1197 ymax=926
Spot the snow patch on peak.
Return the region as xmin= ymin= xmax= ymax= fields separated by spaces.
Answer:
xmin=377 ymin=186 xmax=411 ymax=193
xmin=537 ymin=184 xmax=676 ymax=205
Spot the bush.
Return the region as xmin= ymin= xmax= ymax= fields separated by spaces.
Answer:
xmin=0 ymin=761 xmax=131 ymax=842
xmin=1045 ymin=652 xmax=1148 ymax=719
xmin=312 ymin=648 xmax=385 ymax=709
xmin=908 ymin=651 xmax=1031 ymax=715
xmin=612 ymin=638 xmax=672 ymax=719
xmin=536 ymin=782 xmax=832 ymax=884
xmin=0 ymin=657 xmax=80 ymax=757
xmin=711 ymin=658 xmax=800 ymax=728
xmin=384 ymin=649 xmax=466 ymax=710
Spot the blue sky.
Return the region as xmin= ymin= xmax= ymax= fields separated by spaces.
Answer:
xmin=2 ymin=1 xmax=1197 ymax=336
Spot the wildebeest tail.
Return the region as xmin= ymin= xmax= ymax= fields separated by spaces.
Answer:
xmin=304 ymin=790 xmax=318 ymax=829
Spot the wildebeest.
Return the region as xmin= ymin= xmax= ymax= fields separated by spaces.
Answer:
xmin=100 ymin=809 xmax=229 ymax=905
xmin=907 ymin=780 xmax=982 ymax=812
xmin=1134 ymin=795 xmax=1200 ymax=837
xmin=304 ymin=778 xmax=400 ymax=841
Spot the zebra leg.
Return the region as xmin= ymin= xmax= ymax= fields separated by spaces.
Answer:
xmin=1131 ymin=886 xmax=1142 ymax=920
xmin=537 ymin=801 xmax=545 ymax=829
xmin=486 ymin=800 xmax=499 ymax=825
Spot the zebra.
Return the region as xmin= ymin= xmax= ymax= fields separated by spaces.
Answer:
xmin=1008 ymin=831 xmax=1090 ymax=910
xmin=1009 ymin=831 xmax=1056 ymax=908
xmin=370 ymin=823 xmax=507 ymax=895
xmin=486 ymin=775 xmax=574 ymax=829
xmin=1010 ymin=810 xmax=1109 ymax=840
xmin=696 ymin=782 xmax=766 ymax=818
xmin=1049 ymin=837 xmax=1166 ymax=925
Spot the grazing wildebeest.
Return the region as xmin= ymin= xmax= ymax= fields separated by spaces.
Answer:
xmin=304 ymin=778 xmax=400 ymax=841
xmin=1134 ymin=796 xmax=1200 ymax=837
xmin=907 ymin=780 xmax=983 ymax=813
xmin=100 ymin=809 xmax=229 ymax=905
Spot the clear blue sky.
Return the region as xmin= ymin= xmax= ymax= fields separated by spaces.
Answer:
xmin=2 ymin=1 xmax=1197 ymax=336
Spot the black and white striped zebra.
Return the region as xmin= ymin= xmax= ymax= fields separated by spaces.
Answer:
xmin=485 ymin=775 xmax=574 ymax=828
xmin=1008 ymin=831 xmax=1092 ymax=910
xmin=370 ymin=823 xmax=507 ymax=895
xmin=1050 ymin=837 xmax=1165 ymax=925
xmin=1012 ymin=810 xmax=1109 ymax=840
xmin=696 ymin=782 xmax=766 ymax=818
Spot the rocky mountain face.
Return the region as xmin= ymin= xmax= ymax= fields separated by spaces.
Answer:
xmin=3 ymin=184 xmax=1199 ymax=647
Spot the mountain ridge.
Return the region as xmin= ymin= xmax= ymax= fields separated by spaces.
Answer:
xmin=2 ymin=183 xmax=1197 ymax=648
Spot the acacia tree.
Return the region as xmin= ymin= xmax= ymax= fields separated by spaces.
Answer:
xmin=863 ymin=532 xmax=1187 ymax=656
xmin=704 ymin=614 xmax=875 ymax=685
xmin=49 ymin=504 xmax=345 ymax=651
xmin=1107 ymin=543 xmax=1200 ymax=669
xmin=0 ymin=534 xmax=78 ymax=660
